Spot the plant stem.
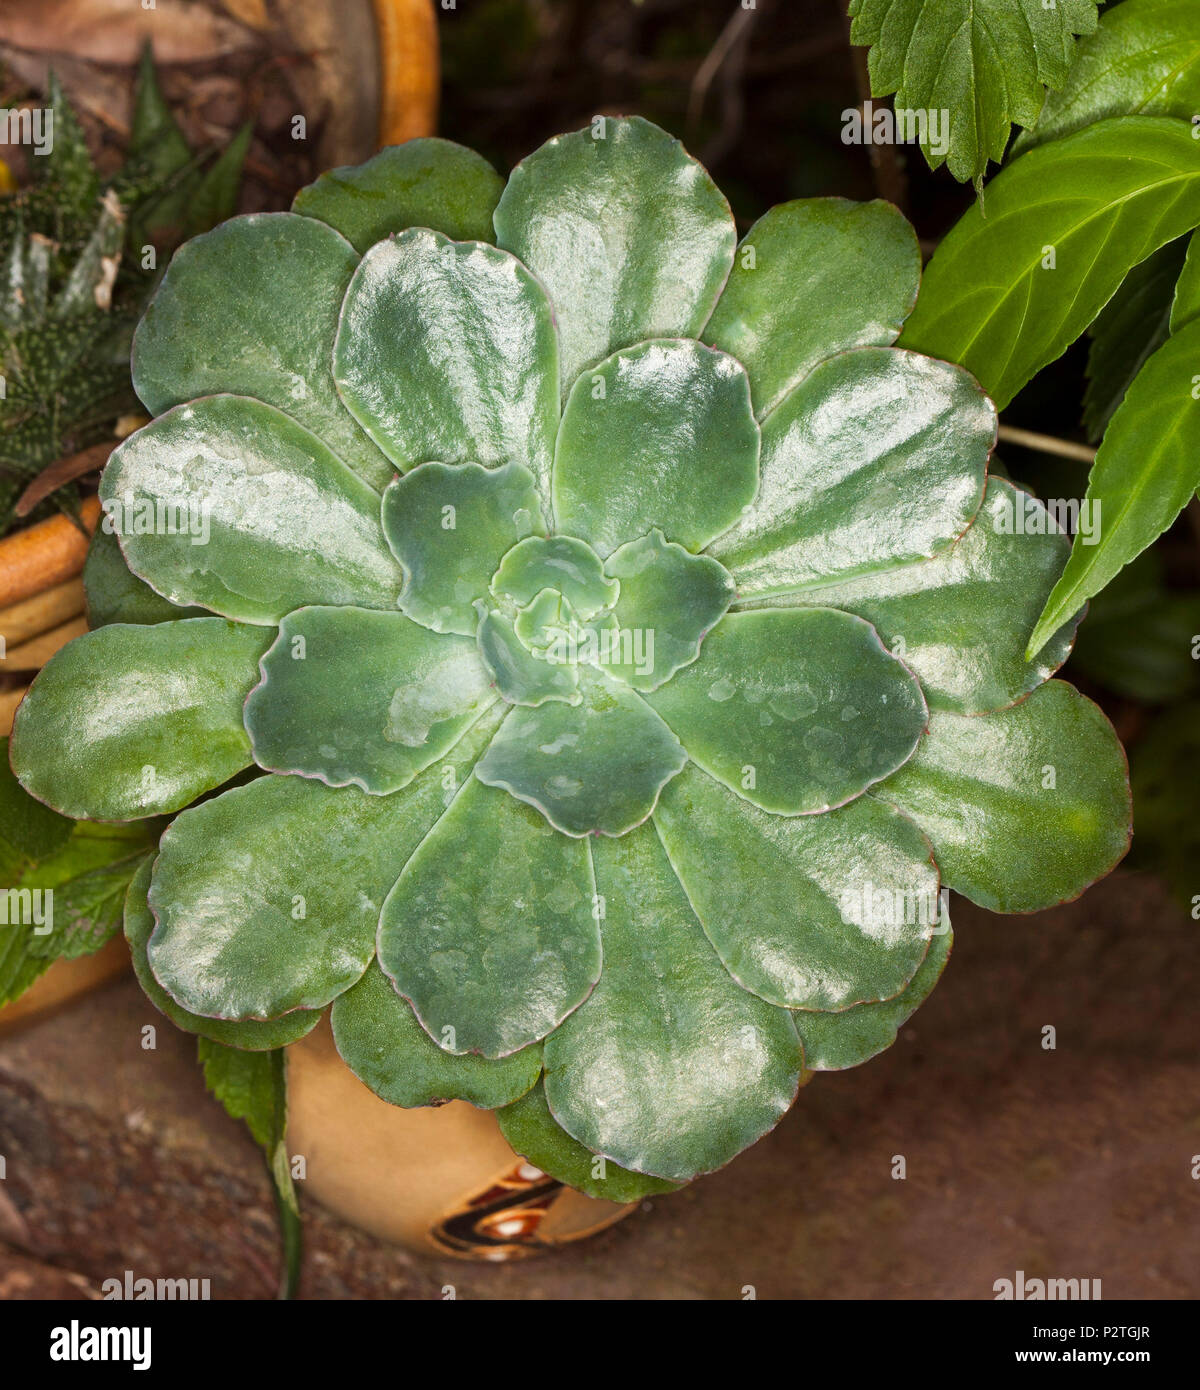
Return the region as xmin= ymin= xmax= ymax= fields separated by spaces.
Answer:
xmin=997 ymin=425 xmax=1097 ymax=464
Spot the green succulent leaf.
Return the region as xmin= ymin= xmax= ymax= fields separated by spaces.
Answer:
xmin=1082 ymin=239 xmax=1186 ymax=443
xmin=704 ymin=199 xmax=920 ymax=417
xmin=647 ymin=608 xmax=927 ymax=816
xmin=127 ymin=44 xmax=191 ymax=184
xmin=292 ymin=138 xmax=505 ymax=252
xmin=476 ymin=606 xmax=580 ymax=707
xmin=553 ymin=339 xmax=759 ymax=556
xmin=377 ymin=772 xmax=600 ymax=1058
xmin=132 ymin=213 xmax=393 ymax=490
xmin=877 ymin=681 xmax=1130 ymax=912
xmin=496 ymin=1081 xmax=680 ymax=1201
xmin=494 ymin=116 xmax=736 ymax=394
xmin=331 ymin=961 xmax=541 ymax=1109
xmin=147 ymin=705 xmax=504 ymax=1021
xmin=749 ymin=479 xmax=1079 ymax=715
xmin=848 ymin=0 xmax=1101 ymax=184
xmin=185 ymin=122 xmax=253 ymax=239
xmin=10 ymin=619 xmax=269 ymax=820
xmin=794 ymin=919 xmax=952 ymax=1071
xmin=1012 ymin=0 xmax=1200 ymax=154
xmin=899 ymin=118 xmax=1200 ymax=410
xmin=245 ymin=606 xmax=495 ymax=794
xmin=475 ymin=670 xmax=687 ymax=837
xmin=710 ymin=348 xmax=992 ymax=597
xmin=83 ymin=528 xmax=208 ymax=627
xmin=1028 ymin=316 xmax=1200 ymax=661
xmin=601 ymin=530 xmax=734 ymax=692
xmin=542 ymin=825 xmax=803 ymax=1182
xmin=491 ymin=535 xmax=618 ymax=619
xmin=333 ymin=229 xmax=559 ymax=500
xmin=381 ymin=460 xmax=546 ymax=636
xmin=655 ymin=762 xmax=938 ymax=1011
xmin=102 ymin=396 xmax=403 ymax=625
xmin=125 ymin=859 xmax=319 ymax=1049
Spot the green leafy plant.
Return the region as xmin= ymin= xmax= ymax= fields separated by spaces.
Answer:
xmin=8 ymin=118 xmax=1131 ymax=1198
xmin=0 ymin=48 xmax=250 ymax=534
xmin=895 ymin=0 xmax=1200 ymax=662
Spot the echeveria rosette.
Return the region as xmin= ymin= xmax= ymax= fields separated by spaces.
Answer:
xmin=7 ymin=118 xmax=1132 ymax=1197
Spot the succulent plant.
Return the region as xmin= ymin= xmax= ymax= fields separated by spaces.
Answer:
xmin=8 ymin=118 xmax=1131 ymax=1194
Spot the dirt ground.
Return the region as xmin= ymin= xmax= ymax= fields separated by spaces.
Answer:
xmin=1 ymin=866 xmax=1197 ymax=1301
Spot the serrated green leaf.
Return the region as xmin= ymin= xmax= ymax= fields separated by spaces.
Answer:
xmin=899 ymin=117 xmax=1200 ymax=410
xmin=1028 ymin=316 xmax=1200 ymax=659
xmin=1171 ymin=230 xmax=1200 ymax=333
xmin=1013 ymin=0 xmax=1200 ymax=154
xmin=848 ymin=0 xmax=1101 ymax=183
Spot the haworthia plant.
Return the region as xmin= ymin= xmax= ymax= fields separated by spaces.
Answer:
xmin=8 ymin=119 xmax=1131 ymax=1194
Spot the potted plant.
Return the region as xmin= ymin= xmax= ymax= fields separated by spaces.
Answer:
xmin=6 ymin=113 xmax=1132 ymax=1272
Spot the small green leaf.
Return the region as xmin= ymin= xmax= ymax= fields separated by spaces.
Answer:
xmin=710 ymin=348 xmax=992 ymax=596
xmin=553 ymin=339 xmax=759 ymax=556
xmin=647 ymin=609 xmax=927 ymax=816
xmin=848 ymin=0 xmax=1101 ymax=183
xmin=11 ymin=619 xmax=270 ymax=820
xmin=476 ymin=670 xmax=687 ymax=837
xmin=492 ymin=536 xmax=618 ymax=619
xmin=127 ymin=44 xmax=191 ymax=183
xmin=899 ymin=118 xmax=1200 ymax=410
xmin=245 ymin=607 xmax=495 ymax=794
xmin=543 ymin=825 xmax=803 ymax=1182
xmin=41 ymin=72 xmax=99 ymax=217
xmin=494 ymin=116 xmax=736 ymax=394
xmin=148 ymin=705 xmax=504 ymax=1021
xmin=293 ymin=138 xmax=505 ymax=252
xmin=876 ymin=681 xmax=1130 ymax=912
xmin=496 ymin=1082 xmax=680 ymax=1201
xmin=333 ymin=229 xmax=560 ymax=502
xmin=378 ymin=773 xmax=600 ymax=1058
xmin=1013 ymin=0 xmax=1200 ymax=154
xmin=196 ymin=1039 xmax=300 ymax=1297
xmin=132 ymin=213 xmax=393 ymax=490
xmin=125 ymin=860 xmax=319 ymax=1049
xmin=747 ymin=478 xmax=1079 ymax=715
xmin=102 ymin=396 xmax=403 ymax=625
xmin=381 ymin=460 xmax=546 ymax=636
xmin=655 ymin=762 xmax=938 ymax=1011
xmin=476 ymin=607 xmax=580 ymax=707
xmin=1028 ymin=316 xmax=1200 ymax=660
xmin=601 ymin=531 xmax=734 ymax=692
xmin=332 ymin=961 xmax=542 ymax=1108
xmin=795 ymin=921 xmax=952 ymax=1071
xmin=704 ymin=199 xmax=920 ymax=417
